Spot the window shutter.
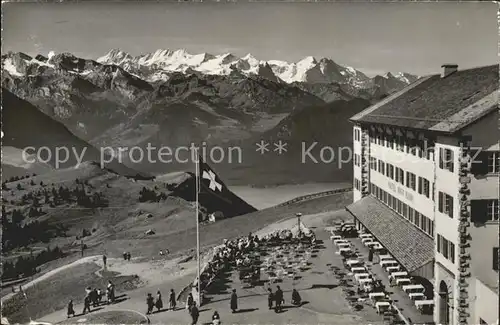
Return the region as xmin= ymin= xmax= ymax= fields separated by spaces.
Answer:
xmin=438 ymin=192 xmax=443 ymax=213
xmin=471 ymin=200 xmax=489 ymax=224
xmin=493 ymin=247 xmax=499 ymax=271
xmin=471 ymin=151 xmax=489 ymax=175
xmin=439 ymin=148 xmax=444 ymax=169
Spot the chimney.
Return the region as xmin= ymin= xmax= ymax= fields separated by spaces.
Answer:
xmin=441 ymin=64 xmax=458 ymax=78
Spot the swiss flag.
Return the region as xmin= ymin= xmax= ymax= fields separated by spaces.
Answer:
xmin=197 ymin=156 xmax=231 ymax=204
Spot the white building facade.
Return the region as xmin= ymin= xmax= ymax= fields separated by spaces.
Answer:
xmin=349 ymin=64 xmax=499 ymax=325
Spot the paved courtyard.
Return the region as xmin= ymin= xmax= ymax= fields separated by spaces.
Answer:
xmin=38 ymin=211 xmax=396 ymax=325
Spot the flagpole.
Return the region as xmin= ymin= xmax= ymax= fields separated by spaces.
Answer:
xmin=195 ymin=147 xmax=201 ymax=307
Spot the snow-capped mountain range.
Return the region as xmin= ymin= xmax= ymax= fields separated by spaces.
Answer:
xmin=96 ymin=48 xmax=418 ymax=86
xmin=2 ymin=48 xmax=418 ymax=181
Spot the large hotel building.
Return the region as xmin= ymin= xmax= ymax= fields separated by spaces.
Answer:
xmin=347 ymin=64 xmax=499 ymax=325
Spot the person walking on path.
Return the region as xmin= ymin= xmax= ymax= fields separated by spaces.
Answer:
xmin=169 ymin=289 xmax=177 ymax=310
xmin=190 ymin=303 xmax=200 ymax=325
xmin=82 ymin=295 xmax=92 ymax=314
xmin=102 ymin=255 xmax=107 ymax=268
xmin=67 ymin=300 xmax=75 ymax=318
xmin=155 ymin=290 xmax=163 ymax=312
xmin=274 ymin=286 xmax=284 ymax=313
xmin=267 ymin=288 xmax=274 ymax=310
xmin=230 ymin=289 xmax=238 ymax=313
xmin=146 ymin=293 xmax=155 ymax=315
xmin=186 ymin=293 xmax=195 ymax=312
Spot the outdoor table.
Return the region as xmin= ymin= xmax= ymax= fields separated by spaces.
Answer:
xmin=334 ymin=239 xmax=349 ymax=245
xmin=379 ymin=254 xmax=392 ymax=261
xmin=355 ymin=273 xmax=371 ymax=281
xmin=359 ymin=278 xmax=373 ymax=285
xmin=369 ymin=292 xmax=386 ymax=301
xmin=415 ymin=300 xmax=434 ymax=311
xmin=375 ymin=301 xmax=391 ymax=313
xmin=338 ymin=247 xmax=351 ymax=254
xmin=386 ymin=266 xmax=401 ymax=273
xmin=361 ymin=238 xmax=374 ymax=244
xmin=338 ymin=243 xmax=351 ymax=249
xmin=351 ymin=267 xmax=366 ymax=273
xmin=403 ymin=284 xmax=425 ymax=293
xmin=330 ymin=235 xmax=342 ymax=241
xmin=359 ymin=234 xmax=373 ymax=239
xmin=409 ymin=292 xmax=426 ymax=300
xmin=346 ymin=259 xmax=360 ymax=265
xmin=396 ymin=278 xmax=411 ymax=286
xmin=389 ymin=271 xmax=408 ymax=280
xmin=379 ymin=259 xmax=397 ymax=267
xmin=366 ymin=241 xmax=380 ymax=248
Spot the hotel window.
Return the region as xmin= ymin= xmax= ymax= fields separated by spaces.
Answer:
xmin=388 ymin=137 xmax=394 ymax=149
xmin=354 ymin=129 xmax=361 ymax=141
xmin=423 ymin=179 xmax=430 ymax=198
xmin=420 ymin=215 xmax=428 ymax=232
xmin=418 ymin=177 xmax=430 ymax=198
xmin=395 ymin=168 xmax=404 ymax=185
xmin=354 ymin=154 xmax=361 ymax=167
xmin=397 ymin=200 xmax=402 ymax=214
xmin=378 ymin=161 xmax=385 ymax=175
xmin=402 ymin=203 xmax=408 ymax=218
xmin=425 ymin=141 xmax=435 ymax=161
xmin=414 ymin=211 xmax=421 ymax=227
xmin=488 ymin=152 xmax=500 ymax=173
xmin=439 ymin=148 xmax=455 ymax=173
xmin=383 ymin=190 xmax=388 ymax=204
xmin=487 ymin=200 xmax=499 ymax=221
xmin=406 ymin=172 xmax=416 ymax=191
xmin=429 ymin=220 xmax=434 ymax=237
xmin=408 ymin=207 xmax=414 ymax=223
xmin=370 ymin=157 xmax=377 ymax=171
xmin=387 ymin=164 xmax=394 ymax=179
xmin=438 ymin=191 xmax=454 ymax=218
xmin=415 ymin=140 xmax=422 ymax=158
xmin=395 ymin=135 xmax=404 ymax=152
xmin=437 ymin=234 xmax=455 ymax=263
xmin=408 ymin=139 xmax=417 ymax=156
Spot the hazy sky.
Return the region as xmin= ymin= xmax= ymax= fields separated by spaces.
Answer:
xmin=2 ymin=1 xmax=497 ymax=76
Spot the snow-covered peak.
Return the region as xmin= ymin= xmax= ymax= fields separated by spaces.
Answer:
xmin=298 ymin=56 xmax=317 ymax=66
xmin=97 ymin=49 xmax=133 ymax=65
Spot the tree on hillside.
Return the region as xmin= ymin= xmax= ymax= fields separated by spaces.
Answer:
xmin=11 ymin=209 xmax=25 ymax=226
xmin=16 ymin=183 xmax=23 ymax=190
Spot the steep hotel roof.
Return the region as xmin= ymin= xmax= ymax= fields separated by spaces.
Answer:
xmin=346 ymin=196 xmax=434 ymax=273
xmin=350 ymin=64 xmax=498 ymax=134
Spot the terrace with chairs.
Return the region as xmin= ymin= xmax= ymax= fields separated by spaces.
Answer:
xmin=328 ymin=221 xmax=435 ymax=324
